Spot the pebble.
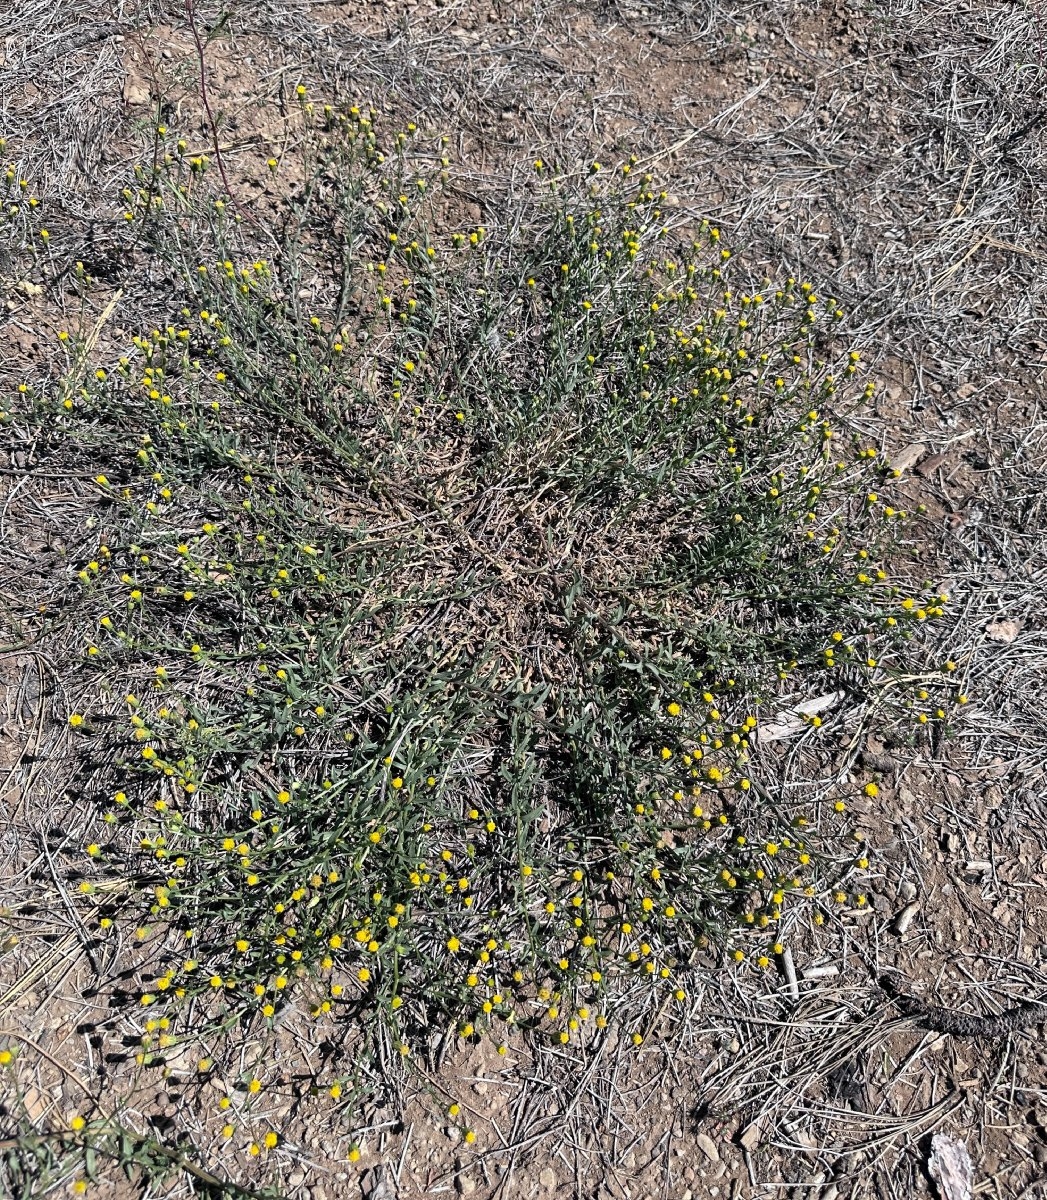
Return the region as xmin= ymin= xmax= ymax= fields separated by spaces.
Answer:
xmin=696 ymin=1133 xmax=719 ymax=1163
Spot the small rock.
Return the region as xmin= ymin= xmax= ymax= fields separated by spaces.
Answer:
xmin=739 ymin=1121 xmax=761 ymax=1152
xmin=892 ymin=900 xmax=920 ymax=935
xmin=539 ymin=1167 xmax=557 ymax=1189
xmin=928 ymin=1132 xmax=972 ymax=1200
xmin=472 ymin=1080 xmax=488 ymax=1096
xmin=695 ymin=1133 xmax=720 ymax=1163
xmin=122 ymin=70 xmax=152 ymax=105
xmin=455 ymin=1175 xmax=476 ymax=1196
xmin=985 ymin=617 xmax=1021 ymax=644
xmin=890 ymin=442 xmax=925 ymax=474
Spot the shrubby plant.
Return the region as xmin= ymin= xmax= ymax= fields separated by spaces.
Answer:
xmin=4 ymin=99 xmax=960 ymax=1079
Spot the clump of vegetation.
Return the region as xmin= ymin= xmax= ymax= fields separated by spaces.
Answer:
xmin=4 ymin=96 xmax=960 ymax=1084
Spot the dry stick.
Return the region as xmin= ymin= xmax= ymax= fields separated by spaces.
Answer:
xmin=183 ymin=0 xmax=273 ymax=247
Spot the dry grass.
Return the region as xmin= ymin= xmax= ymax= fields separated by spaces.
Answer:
xmin=2 ymin=2 xmax=1047 ymax=1199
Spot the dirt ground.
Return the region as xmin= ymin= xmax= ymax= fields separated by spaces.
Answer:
xmin=2 ymin=1 xmax=1047 ymax=1198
